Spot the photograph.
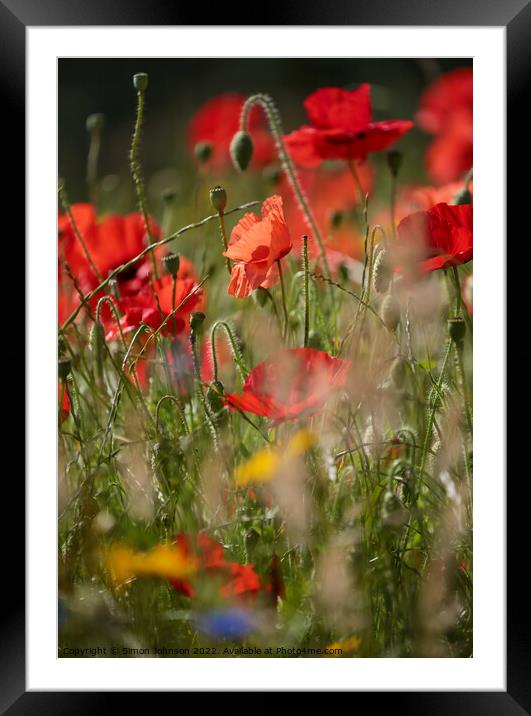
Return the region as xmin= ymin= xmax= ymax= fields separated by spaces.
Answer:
xmin=57 ymin=57 xmax=474 ymax=660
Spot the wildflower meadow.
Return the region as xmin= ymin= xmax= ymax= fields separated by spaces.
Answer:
xmin=58 ymin=60 xmax=473 ymax=658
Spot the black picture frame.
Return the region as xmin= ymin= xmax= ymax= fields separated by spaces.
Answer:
xmin=5 ymin=0 xmax=527 ymax=710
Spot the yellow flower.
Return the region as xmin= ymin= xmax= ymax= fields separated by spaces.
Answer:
xmin=325 ymin=635 xmax=362 ymax=656
xmin=104 ymin=543 xmax=198 ymax=584
xmin=234 ymin=429 xmax=317 ymax=487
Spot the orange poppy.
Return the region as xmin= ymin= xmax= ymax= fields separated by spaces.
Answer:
xmin=224 ymin=195 xmax=292 ymax=298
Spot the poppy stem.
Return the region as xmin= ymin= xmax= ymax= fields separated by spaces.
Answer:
xmin=129 ymin=80 xmax=158 ymax=278
xmin=217 ymin=211 xmax=232 ymax=275
xmin=240 ymin=94 xmax=333 ymax=284
xmin=59 ymin=184 xmax=104 ymax=283
xmin=302 ymin=235 xmax=310 ymax=348
xmin=210 ymin=321 xmax=248 ymax=383
xmin=277 ymin=259 xmax=289 ymax=341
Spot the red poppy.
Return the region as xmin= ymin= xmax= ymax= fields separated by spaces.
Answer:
xmin=224 ymin=195 xmax=292 ymax=298
xmin=188 ymin=93 xmax=276 ymax=170
xmin=416 ymin=68 xmax=473 ymax=185
xmin=58 ymin=204 xmax=161 ymax=289
xmin=396 ymin=202 xmax=473 ymax=274
xmin=284 ymin=85 xmax=413 ymax=167
xmin=224 ymin=348 xmax=350 ymax=422
xmin=169 ymin=533 xmax=265 ymax=600
xmin=105 ymin=273 xmax=204 ymax=341
xmin=58 ymin=384 xmax=70 ymax=423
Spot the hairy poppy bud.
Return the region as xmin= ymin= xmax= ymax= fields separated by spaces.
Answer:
xmin=381 ymin=294 xmax=400 ymax=331
xmin=448 ymin=316 xmax=466 ymax=343
xmin=230 ymin=131 xmax=253 ymax=172
xmin=162 ymin=252 xmax=180 ymax=277
xmin=207 ymin=380 xmax=226 ymax=416
xmin=387 ymin=150 xmax=403 ymax=177
xmin=194 ymin=141 xmax=213 ymax=164
xmin=390 ymin=356 xmax=408 ymax=388
xmin=373 ymin=250 xmax=392 ymax=294
xmin=453 ymin=186 xmax=472 ymax=205
xmin=190 ymin=311 xmax=206 ymax=334
xmin=133 ymin=73 xmax=148 ymax=92
xmin=253 ymin=286 xmax=269 ymax=308
xmin=209 ymin=185 xmax=227 ymax=213
xmin=308 ymin=330 xmax=323 ymax=350
xmin=86 ymin=113 xmax=105 ymax=133
xmin=58 ymin=357 xmax=71 ymax=382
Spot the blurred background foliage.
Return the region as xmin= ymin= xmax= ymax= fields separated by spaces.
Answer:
xmin=59 ymin=57 xmax=472 ymax=211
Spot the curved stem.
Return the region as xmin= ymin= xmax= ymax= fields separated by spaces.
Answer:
xmin=210 ymin=320 xmax=248 ymax=383
xmin=240 ymin=94 xmax=332 ymax=282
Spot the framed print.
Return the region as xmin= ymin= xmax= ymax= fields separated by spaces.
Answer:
xmin=4 ymin=0 xmax=527 ymax=709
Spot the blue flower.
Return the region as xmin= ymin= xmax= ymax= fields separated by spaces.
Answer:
xmin=195 ymin=608 xmax=256 ymax=640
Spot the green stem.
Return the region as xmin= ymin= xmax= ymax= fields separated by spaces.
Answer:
xmin=240 ymin=94 xmax=332 ymax=283
xmin=277 ymin=258 xmax=289 ymax=341
xmin=129 ymin=87 xmax=158 ymax=278
xmin=210 ymin=321 xmax=248 ymax=383
xmin=302 ymin=235 xmax=310 ymax=348
xmin=59 ymin=185 xmax=103 ymax=283
xmin=217 ymin=211 xmax=232 ymax=275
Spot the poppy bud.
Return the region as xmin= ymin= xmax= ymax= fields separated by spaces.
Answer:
xmin=162 ymin=187 xmax=176 ymax=203
xmin=252 ymin=287 xmax=269 ymax=308
xmin=448 ymin=317 xmax=466 ymax=343
xmin=381 ymin=294 xmax=400 ymax=331
xmin=207 ymin=380 xmax=226 ymax=417
xmin=387 ymin=150 xmax=403 ymax=177
xmin=373 ymin=250 xmax=392 ymax=294
xmin=453 ymin=187 xmax=472 ymax=205
xmin=390 ymin=356 xmax=408 ymax=388
xmin=209 ymin=185 xmax=227 ymax=213
xmin=190 ymin=311 xmax=206 ymax=334
xmin=308 ymin=330 xmax=323 ymax=350
xmin=162 ymin=252 xmax=180 ymax=277
xmin=230 ymin=131 xmax=253 ymax=172
xmin=58 ymin=357 xmax=71 ymax=382
xmin=133 ymin=73 xmax=148 ymax=92
xmin=194 ymin=141 xmax=213 ymax=164
xmin=86 ymin=113 xmax=105 ymax=133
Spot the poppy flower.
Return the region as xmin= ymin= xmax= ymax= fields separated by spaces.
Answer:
xmin=58 ymin=384 xmax=70 ymax=423
xmin=284 ymin=85 xmax=413 ymax=167
xmin=105 ymin=272 xmax=204 ymax=341
xmin=169 ymin=533 xmax=266 ymax=600
xmin=224 ymin=348 xmax=350 ymax=422
xmin=224 ymin=195 xmax=292 ymax=298
xmin=416 ymin=68 xmax=473 ymax=185
xmin=396 ymin=202 xmax=473 ymax=274
xmin=58 ymin=203 xmax=161 ymax=289
xmin=188 ymin=93 xmax=276 ymax=170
